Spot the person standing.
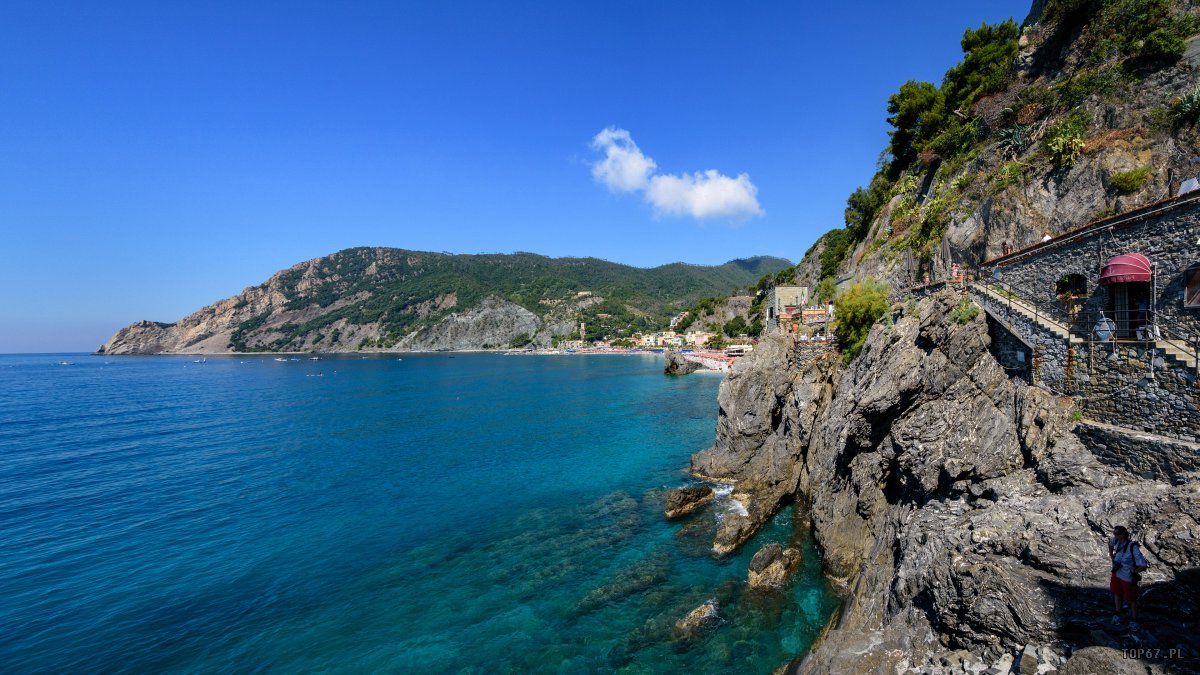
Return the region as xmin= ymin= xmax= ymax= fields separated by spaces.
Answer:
xmin=1109 ymin=525 xmax=1148 ymax=628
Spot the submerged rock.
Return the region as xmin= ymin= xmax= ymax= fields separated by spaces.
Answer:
xmin=576 ymin=551 xmax=670 ymax=613
xmin=664 ymin=485 xmax=714 ymax=519
xmin=746 ymin=544 xmax=801 ymax=590
xmin=673 ymin=601 xmax=719 ymax=640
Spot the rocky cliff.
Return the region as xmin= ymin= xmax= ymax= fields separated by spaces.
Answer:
xmin=686 ymin=290 xmax=1200 ymax=673
xmin=97 ymin=248 xmax=791 ymax=354
xmin=789 ymin=0 xmax=1200 ymax=292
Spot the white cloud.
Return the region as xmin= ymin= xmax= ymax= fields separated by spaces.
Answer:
xmin=588 ymin=127 xmax=763 ymax=221
xmin=590 ymin=128 xmax=657 ymax=192
xmin=646 ymin=170 xmax=763 ymax=220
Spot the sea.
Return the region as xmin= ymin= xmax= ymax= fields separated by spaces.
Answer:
xmin=0 ymin=352 xmax=838 ymax=674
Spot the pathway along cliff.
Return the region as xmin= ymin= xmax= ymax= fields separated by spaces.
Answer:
xmin=670 ymin=289 xmax=1200 ymax=674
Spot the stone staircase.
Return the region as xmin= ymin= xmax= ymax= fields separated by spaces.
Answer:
xmin=969 ymin=282 xmax=1196 ymax=370
xmin=1157 ymin=340 xmax=1198 ymax=370
xmin=969 ymin=282 xmax=1082 ymax=345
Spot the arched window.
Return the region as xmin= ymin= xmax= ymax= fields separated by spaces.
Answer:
xmin=1056 ymin=273 xmax=1087 ymax=319
xmin=1055 ymin=273 xmax=1087 ymax=299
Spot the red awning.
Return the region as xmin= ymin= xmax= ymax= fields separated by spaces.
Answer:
xmin=1099 ymin=253 xmax=1151 ymax=284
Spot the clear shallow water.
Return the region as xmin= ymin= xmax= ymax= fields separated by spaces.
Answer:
xmin=0 ymin=353 xmax=838 ymax=673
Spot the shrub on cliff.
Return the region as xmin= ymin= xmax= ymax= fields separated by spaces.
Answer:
xmin=1110 ymin=167 xmax=1152 ymax=193
xmin=1171 ymin=86 xmax=1200 ymax=127
xmin=1043 ymin=109 xmax=1091 ymax=167
xmin=833 ymin=279 xmax=890 ymax=364
xmin=949 ymin=297 xmax=981 ymax=324
xmin=816 ymin=277 xmax=838 ymax=304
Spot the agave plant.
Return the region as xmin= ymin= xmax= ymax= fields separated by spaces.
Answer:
xmin=1172 ymin=86 xmax=1200 ymax=128
xmin=998 ymin=124 xmax=1032 ymax=158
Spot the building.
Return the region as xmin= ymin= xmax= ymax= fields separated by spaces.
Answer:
xmin=968 ymin=188 xmax=1200 ymax=442
xmin=801 ymin=306 xmax=828 ymax=324
xmin=766 ymin=286 xmax=810 ymax=335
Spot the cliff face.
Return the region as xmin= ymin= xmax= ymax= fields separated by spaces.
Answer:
xmin=693 ymin=290 xmax=1200 ymax=672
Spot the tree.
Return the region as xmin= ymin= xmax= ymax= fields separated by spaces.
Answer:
xmin=723 ymin=315 xmax=749 ymax=337
xmin=705 ymin=334 xmax=728 ymax=350
xmin=815 ymin=277 xmax=838 ymax=304
xmin=818 ymin=228 xmax=852 ymax=280
xmin=844 ymin=173 xmax=892 ymax=242
xmin=942 ymin=20 xmax=1019 ymax=114
xmin=833 ymin=279 xmax=890 ymax=363
xmin=886 ymin=80 xmax=944 ymax=176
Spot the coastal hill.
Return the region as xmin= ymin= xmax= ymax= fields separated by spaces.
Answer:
xmin=97 ymin=248 xmax=790 ymax=354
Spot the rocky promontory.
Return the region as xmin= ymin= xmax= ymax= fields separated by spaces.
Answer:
xmin=682 ymin=289 xmax=1200 ymax=673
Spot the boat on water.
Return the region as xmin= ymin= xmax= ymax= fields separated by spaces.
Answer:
xmin=309 ymin=356 xmax=320 ymax=361
xmin=274 ymin=357 xmax=287 ymax=362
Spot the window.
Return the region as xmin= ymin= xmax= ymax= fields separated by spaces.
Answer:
xmin=1186 ymin=264 xmax=1200 ymax=308
xmin=1055 ymin=273 xmax=1087 ymax=298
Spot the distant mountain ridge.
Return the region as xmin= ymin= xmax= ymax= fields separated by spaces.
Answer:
xmin=97 ymin=248 xmax=791 ymax=354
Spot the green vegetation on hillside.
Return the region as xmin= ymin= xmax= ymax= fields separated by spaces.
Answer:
xmin=833 ymin=279 xmax=890 ymax=363
xmin=793 ymin=0 xmax=1198 ymax=287
xmin=1110 ymin=166 xmax=1153 ymax=192
xmin=227 ymin=248 xmax=790 ymax=351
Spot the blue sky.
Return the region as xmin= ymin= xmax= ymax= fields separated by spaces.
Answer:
xmin=0 ymin=1 xmax=1030 ymax=352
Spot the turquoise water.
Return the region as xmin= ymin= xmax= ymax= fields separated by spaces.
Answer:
xmin=0 ymin=353 xmax=838 ymax=673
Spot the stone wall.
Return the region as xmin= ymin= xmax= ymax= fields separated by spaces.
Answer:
xmin=986 ymin=314 xmax=1033 ymax=384
xmin=1074 ymin=421 xmax=1200 ymax=481
xmin=1080 ymin=341 xmax=1200 ymax=442
xmin=971 ymin=287 xmax=1084 ymax=394
xmin=971 ymin=285 xmax=1200 ymax=441
xmin=794 ymin=339 xmax=838 ymax=363
xmin=973 ymin=194 xmax=1200 ymax=441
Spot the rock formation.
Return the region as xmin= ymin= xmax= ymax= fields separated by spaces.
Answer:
xmin=681 ymin=289 xmax=1200 ymax=673
xmin=673 ymin=601 xmax=719 ymax=640
xmin=663 ymin=486 xmax=714 ymax=519
xmin=663 ymin=350 xmax=701 ymax=375
xmin=781 ymin=0 xmax=1200 ymax=297
xmin=746 ymin=543 xmax=801 ymax=590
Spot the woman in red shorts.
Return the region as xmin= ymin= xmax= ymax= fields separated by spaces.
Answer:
xmin=1109 ymin=525 xmax=1148 ymax=628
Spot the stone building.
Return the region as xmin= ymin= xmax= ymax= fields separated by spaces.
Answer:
xmin=971 ymin=189 xmax=1200 ymax=441
xmin=765 ymin=285 xmax=809 ymax=335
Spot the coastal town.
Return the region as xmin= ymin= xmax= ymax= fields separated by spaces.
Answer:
xmin=518 ymin=284 xmax=837 ymax=371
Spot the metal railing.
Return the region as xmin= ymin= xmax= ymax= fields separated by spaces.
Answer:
xmin=970 ymin=274 xmax=1199 ymax=378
